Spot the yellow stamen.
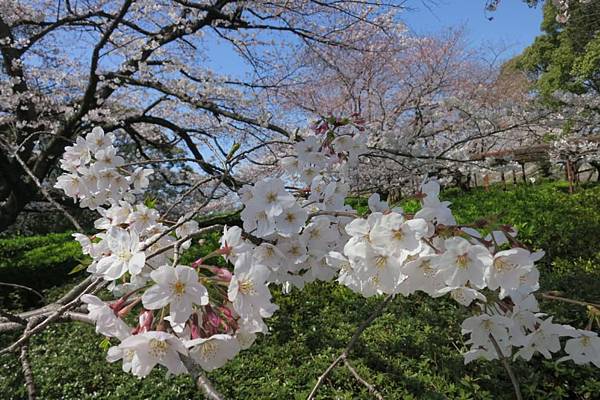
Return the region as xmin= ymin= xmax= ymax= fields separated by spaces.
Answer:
xmin=239 ymin=279 xmax=255 ymax=295
xmin=456 ymin=253 xmax=469 ymax=269
xmin=172 ymin=281 xmax=186 ymax=295
xmin=149 ymin=339 xmax=168 ymax=358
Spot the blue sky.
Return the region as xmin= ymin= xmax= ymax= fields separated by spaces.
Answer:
xmin=401 ymin=1 xmax=544 ymax=57
xmin=207 ymin=2 xmax=544 ymax=79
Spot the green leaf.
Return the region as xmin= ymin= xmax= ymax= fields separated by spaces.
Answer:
xmin=144 ymin=196 xmax=158 ymax=209
xmin=99 ymin=337 xmax=111 ymax=351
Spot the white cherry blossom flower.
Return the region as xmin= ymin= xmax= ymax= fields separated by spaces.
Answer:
xmin=109 ymin=331 xmax=188 ymax=377
xmin=185 ymin=334 xmax=241 ymax=371
xmin=438 ymin=286 xmax=486 ymax=306
xmin=369 ymin=213 xmax=427 ymax=257
xmin=486 ymin=248 xmax=533 ymax=291
xmin=254 ymin=243 xmax=285 ymax=271
xmin=435 ymin=237 xmax=491 ymax=289
xmin=463 ymin=346 xmax=499 ymax=364
xmin=559 ymin=330 xmax=600 ymax=367
xmin=220 ymin=225 xmax=252 ymax=262
xmin=85 ymin=126 xmax=114 ymax=152
xmin=274 ymin=203 xmax=308 ymax=236
xmin=399 ymin=255 xmax=445 ymax=296
xmin=55 ymin=174 xmax=83 ymax=198
xmin=142 ymin=265 xmax=209 ymax=324
xmin=461 ymin=314 xmax=512 ymax=349
xmin=515 ymin=318 xmax=575 ymax=361
xmin=175 ymin=217 xmax=199 ymax=250
xmin=130 ymin=167 xmax=153 ymax=192
xmin=96 ymin=227 xmax=146 ymax=280
xmin=95 ymin=146 xmax=124 ymax=169
xmin=250 ymin=178 xmax=295 ymax=218
xmin=81 ymin=294 xmax=130 ymax=340
xmin=228 ymin=253 xmax=277 ymax=332
xmin=128 ymin=205 xmax=159 ymax=234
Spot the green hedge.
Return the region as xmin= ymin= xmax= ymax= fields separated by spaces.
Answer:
xmin=0 ymin=232 xmax=84 ymax=310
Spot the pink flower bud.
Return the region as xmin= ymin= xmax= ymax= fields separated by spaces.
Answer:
xmin=210 ymin=267 xmax=232 ymax=282
xmin=109 ymin=297 xmax=126 ymax=314
xmin=218 ymin=242 xmax=233 ymax=256
xmin=190 ymin=314 xmax=201 ymax=339
xmin=132 ymin=309 xmax=153 ymax=334
xmin=205 ymin=305 xmax=222 ymax=328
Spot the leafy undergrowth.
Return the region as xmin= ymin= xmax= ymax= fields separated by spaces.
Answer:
xmin=1 ymin=181 xmax=600 ymax=399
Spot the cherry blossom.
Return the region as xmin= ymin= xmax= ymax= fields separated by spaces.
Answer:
xmin=560 ymin=331 xmax=600 ymax=367
xmin=435 ymin=237 xmax=491 ymax=289
xmin=142 ymin=265 xmax=209 ymax=324
xmin=108 ymin=332 xmax=188 ymax=378
xmin=95 ymin=227 xmax=146 ymax=280
xmin=81 ymin=294 xmax=131 ymax=340
xmin=185 ymin=334 xmax=241 ymax=372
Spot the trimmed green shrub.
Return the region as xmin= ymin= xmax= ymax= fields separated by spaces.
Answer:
xmin=0 ymin=233 xmax=84 ymax=310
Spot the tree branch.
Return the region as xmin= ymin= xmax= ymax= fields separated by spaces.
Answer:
xmin=180 ymin=354 xmax=225 ymax=400
xmin=306 ymin=294 xmax=394 ymax=400
xmin=19 ymin=344 xmax=37 ymax=400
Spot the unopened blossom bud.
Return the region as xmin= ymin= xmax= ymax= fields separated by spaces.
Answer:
xmin=109 ymin=297 xmax=127 ymax=314
xmin=210 ymin=266 xmax=232 ymax=282
xmin=116 ymin=298 xmax=140 ymax=318
xmin=191 ymin=258 xmax=204 ymax=269
xmin=218 ymin=306 xmax=237 ymax=331
xmin=190 ymin=313 xmax=201 ymax=339
xmin=132 ymin=309 xmax=153 ymax=334
xmin=205 ymin=305 xmax=221 ymax=328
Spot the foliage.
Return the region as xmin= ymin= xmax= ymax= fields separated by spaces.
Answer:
xmin=0 ymin=232 xmax=83 ymax=310
xmin=1 ymin=181 xmax=600 ymax=398
xmin=517 ymin=0 xmax=600 ymax=98
xmin=441 ymin=181 xmax=600 ymax=261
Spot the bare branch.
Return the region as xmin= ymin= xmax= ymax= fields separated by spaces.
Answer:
xmin=0 ymin=278 xmax=104 ymax=355
xmin=489 ymin=334 xmax=522 ymax=400
xmin=343 ymin=358 xmax=384 ymax=400
xmin=180 ymin=354 xmax=225 ymax=400
xmin=19 ymin=344 xmax=37 ymax=400
xmin=12 ymin=150 xmax=83 ymax=231
xmin=307 ymin=294 xmax=394 ymax=400
xmin=0 ymin=282 xmax=44 ymax=302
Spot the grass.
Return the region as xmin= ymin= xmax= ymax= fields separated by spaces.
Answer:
xmin=1 ymin=181 xmax=600 ymax=399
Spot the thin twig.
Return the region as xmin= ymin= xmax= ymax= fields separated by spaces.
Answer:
xmin=489 ymin=334 xmax=522 ymax=400
xmin=0 ymin=278 xmax=102 ymax=355
xmin=19 ymin=344 xmax=37 ymax=400
xmin=163 ymin=176 xmax=216 ymax=218
xmin=146 ymin=225 xmax=223 ymax=260
xmin=12 ymin=151 xmax=83 ymax=231
xmin=0 ymin=282 xmax=45 ymax=301
xmin=308 ymin=210 xmax=358 ymax=220
xmin=143 ymin=172 xmax=228 ymax=252
xmin=180 ymin=354 xmax=225 ymax=400
xmin=540 ymin=293 xmax=600 ymax=309
xmin=306 ymin=294 xmax=394 ymax=400
xmin=343 ymin=358 xmax=384 ymax=400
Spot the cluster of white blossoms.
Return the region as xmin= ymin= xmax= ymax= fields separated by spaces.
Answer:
xmin=337 ymin=182 xmax=600 ymax=365
xmin=549 ymin=138 xmax=600 ymax=164
xmin=56 ymin=120 xmax=599 ymax=379
xmin=55 ymin=127 xmax=153 ymax=210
